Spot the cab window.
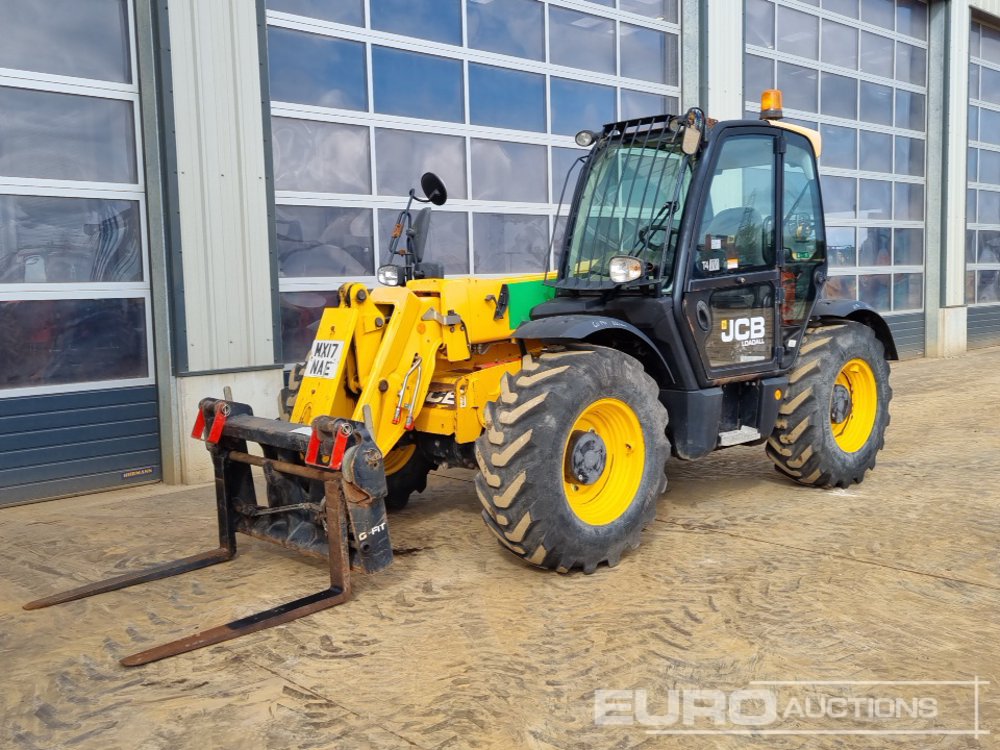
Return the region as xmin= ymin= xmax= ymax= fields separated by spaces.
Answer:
xmin=694 ymin=134 xmax=776 ymax=276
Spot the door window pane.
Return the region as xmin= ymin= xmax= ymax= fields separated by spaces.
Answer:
xmin=473 ymin=214 xmax=550 ymax=273
xmin=824 ymin=275 xmax=857 ymax=300
xmin=859 ymin=81 xmax=893 ymax=125
xmin=746 ymin=0 xmax=775 ymax=48
xmin=860 ymin=31 xmax=893 ymax=78
xmin=858 ymin=227 xmax=891 ymax=265
xmin=895 ymin=0 xmax=927 ymax=41
xmin=272 ymin=118 xmax=371 ymax=194
xmin=372 ymin=48 xmax=464 ymax=122
xmin=828 ymin=227 xmax=857 ymax=266
xmin=469 ymin=64 xmax=546 ymax=132
xmin=894 ymin=136 xmax=924 ymax=177
xmin=860 ymin=0 xmax=894 ymax=31
xmin=552 ymin=147 xmax=588 ymax=204
xmin=969 ymin=149 xmax=979 ymax=183
xmin=984 ymin=24 xmax=1000 ymax=66
xmin=893 ymin=228 xmax=923 ymax=265
xmin=895 ymin=89 xmax=925 ymax=131
xmin=549 ymin=8 xmax=615 ymax=75
xmin=267 ymin=28 xmax=366 ymax=111
xmin=777 ymin=6 xmax=818 ymax=59
xmin=276 ymin=205 xmax=373 ymax=277
xmin=371 ymin=0 xmax=462 ymax=45
xmin=696 ymin=135 xmax=776 ymax=274
xmin=267 ymin=0 xmax=363 ymax=25
xmin=858 ymin=273 xmax=891 ymax=310
xmin=621 ymin=25 xmax=677 ymax=86
xmin=471 ymin=140 xmax=547 ymax=203
xmin=980 ymin=109 xmax=1000 ymax=146
xmin=280 ymin=290 xmax=342 ymax=363
xmin=859 ymin=179 xmax=892 ymax=220
xmin=821 ymin=20 xmax=858 ymax=69
xmin=777 ymin=62 xmax=818 ymax=113
xmin=0 ymin=87 xmax=137 ymax=183
xmin=0 ymin=196 xmax=142 ymax=284
xmin=820 ymin=124 xmax=856 ymax=169
xmin=378 ymin=209 xmax=469 ymax=273
xmin=981 ymin=191 xmax=1000 ymax=224
xmin=979 ymin=149 xmax=1000 ymax=186
xmin=894 ymin=182 xmax=923 ymax=220
xmin=821 ymin=73 xmax=857 ymax=119
xmin=745 ymin=55 xmax=775 ymax=100
xmin=551 ymin=78 xmax=616 ymax=135
xmin=893 ymin=272 xmax=922 ymax=309
xmin=0 ymin=0 xmax=131 ymax=83
xmin=971 ymin=64 xmax=981 ymax=101
xmin=859 ymin=131 xmax=892 ymax=173
xmin=895 ymin=42 xmax=926 ymax=86
xmin=467 ymin=0 xmax=544 ymax=60
xmin=970 ymin=105 xmax=980 ymax=141
xmin=375 ymin=129 xmax=467 ymax=199
xmin=822 ymin=175 xmax=857 ymax=218
xmin=981 ymin=67 xmax=1000 ymax=106
xmin=0 ymin=298 xmax=148 ymax=389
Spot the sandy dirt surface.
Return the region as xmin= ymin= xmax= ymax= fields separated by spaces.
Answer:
xmin=1 ymin=348 xmax=999 ymax=749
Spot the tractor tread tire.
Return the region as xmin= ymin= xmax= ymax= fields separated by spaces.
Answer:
xmin=475 ymin=346 xmax=669 ymax=574
xmin=767 ymin=321 xmax=892 ymax=489
xmin=385 ymin=447 xmax=438 ymax=512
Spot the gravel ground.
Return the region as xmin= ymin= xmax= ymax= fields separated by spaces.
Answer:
xmin=1 ymin=347 xmax=998 ymax=749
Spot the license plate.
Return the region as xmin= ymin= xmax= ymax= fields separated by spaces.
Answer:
xmin=304 ymin=339 xmax=345 ymax=380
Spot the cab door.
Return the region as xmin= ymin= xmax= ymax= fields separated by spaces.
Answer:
xmin=681 ymin=129 xmax=782 ymax=382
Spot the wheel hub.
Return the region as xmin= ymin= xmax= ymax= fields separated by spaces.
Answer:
xmin=830 ymin=384 xmax=852 ymax=424
xmin=565 ymin=429 xmax=607 ymax=485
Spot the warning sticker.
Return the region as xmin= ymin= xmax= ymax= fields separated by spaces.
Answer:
xmin=304 ymin=340 xmax=345 ymax=380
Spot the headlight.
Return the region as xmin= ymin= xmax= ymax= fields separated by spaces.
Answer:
xmin=575 ymin=129 xmax=596 ymax=148
xmin=376 ymin=264 xmax=401 ymax=286
xmin=608 ymin=256 xmax=643 ymax=283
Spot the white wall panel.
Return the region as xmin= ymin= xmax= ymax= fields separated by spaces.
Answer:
xmin=168 ymin=0 xmax=274 ymax=371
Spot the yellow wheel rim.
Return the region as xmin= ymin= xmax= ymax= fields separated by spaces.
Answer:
xmin=562 ymin=398 xmax=645 ymax=526
xmin=831 ymin=358 xmax=878 ymax=453
xmin=383 ymin=443 xmax=416 ymax=475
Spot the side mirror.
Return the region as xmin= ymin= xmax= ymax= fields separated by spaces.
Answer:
xmin=420 ymin=172 xmax=447 ymax=206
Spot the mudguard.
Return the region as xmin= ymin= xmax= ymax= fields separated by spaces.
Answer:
xmin=513 ymin=314 xmax=674 ymax=380
xmin=811 ymin=299 xmax=899 ymax=360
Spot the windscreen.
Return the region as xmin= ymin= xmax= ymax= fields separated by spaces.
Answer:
xmin=560 ymin=136 xmax=690 ymax=289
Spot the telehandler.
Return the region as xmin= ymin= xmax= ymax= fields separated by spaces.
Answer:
xmin=25 ymin=91 xmax=895 ymax=665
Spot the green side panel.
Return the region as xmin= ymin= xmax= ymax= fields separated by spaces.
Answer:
xmin=506 ymin=279 xmax=556 ymax=329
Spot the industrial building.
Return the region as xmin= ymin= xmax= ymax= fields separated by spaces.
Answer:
xmin=0 ymin=0 xmax=996 ymax=503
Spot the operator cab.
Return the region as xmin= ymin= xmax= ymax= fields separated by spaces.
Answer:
xmin=544 ymin=90 xmax=827 ymax=384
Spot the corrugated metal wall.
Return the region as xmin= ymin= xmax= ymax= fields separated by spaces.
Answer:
xmin=167 ymin=0 xmax=276 ymax=373
xmin=887 ymin=313 xmax=926 ymax=359
xmin=968 ymin=306 xmax=1000 ymax=349
xmin=0 ymin=387 xmax=161 ymax=506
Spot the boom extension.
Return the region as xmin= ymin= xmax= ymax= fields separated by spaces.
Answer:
xmin=23 ymin=398 xmax=391 ymax=667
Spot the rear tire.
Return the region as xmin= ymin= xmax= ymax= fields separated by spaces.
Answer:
xmin=767 ymin=321 xmax=891 ymax=488
xmin=475 ymin=346 xmax=669 ymax=573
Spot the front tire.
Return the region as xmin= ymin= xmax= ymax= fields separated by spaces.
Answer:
xmin=384 ymin=443 xmax=437 ymax=511
xmin=475 ymin=346 xmax=669 ymax=573
xmin=767 ymin=321 xmax=892 ymax=488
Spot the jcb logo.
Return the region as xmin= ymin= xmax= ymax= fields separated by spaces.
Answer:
xmin=720 ymin=316 xmax=766 ymax=343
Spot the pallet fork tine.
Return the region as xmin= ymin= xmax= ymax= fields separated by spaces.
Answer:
xmin=23 ymin=399 xmax=389 ymax=667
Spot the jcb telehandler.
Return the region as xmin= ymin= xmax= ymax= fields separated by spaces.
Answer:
xmin=26 ymin=91 xmax=895 ymax=665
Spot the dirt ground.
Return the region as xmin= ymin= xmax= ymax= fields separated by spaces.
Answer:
xmin=1 ymin=348 xmax=999 ymax=750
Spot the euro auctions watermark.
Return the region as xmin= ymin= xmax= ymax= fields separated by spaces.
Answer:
xmin=594 ymin=679 xmax=989 ymax=737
